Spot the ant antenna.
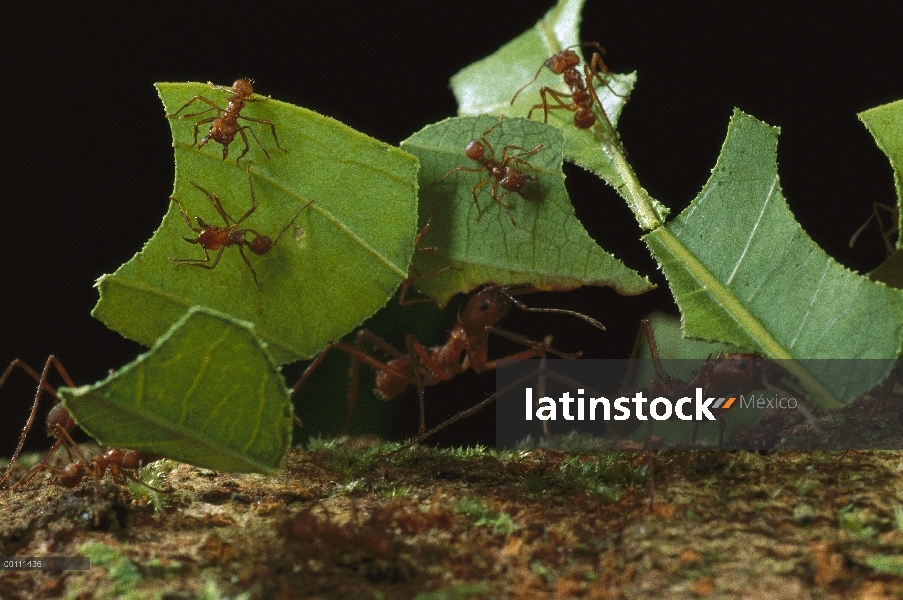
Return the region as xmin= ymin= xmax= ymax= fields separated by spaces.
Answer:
xmin=500 ymin=285 xmax=606 ymax=331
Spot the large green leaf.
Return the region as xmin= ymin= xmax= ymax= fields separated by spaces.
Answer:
xmin=58 ymin=307 xmax=290 ymax=474
xmin=400 ymin=115 xmax=653 ymax=305
xmin=644 ymin=110 xmax=903 ymax=408
xmin=451 ymin=0 xmax=667 ymax=229
xmin=92 ymin=82 xmax=419 ymax=364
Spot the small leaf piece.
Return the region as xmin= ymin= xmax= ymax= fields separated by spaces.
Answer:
xmin=644 ymin=110 xmax=903 ymax=408
xmin=59 ymin=307 xmax=290 ymax=474
xmin=858 ymin=99 xmax=903 ymax=250
xmin=400 ymin=116 xmax=653 ymax=305
xmin=450 ymin=0 xmax=666 ymax=229
xmin=92 ymin=83 xmax=419 ymax=364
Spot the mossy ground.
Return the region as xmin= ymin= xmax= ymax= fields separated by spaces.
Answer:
xmin=1 ymin=430 xmax=900 ymax=599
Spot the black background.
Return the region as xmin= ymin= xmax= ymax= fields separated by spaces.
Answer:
xmin=3 ymin=1 xmax=901 ymax=456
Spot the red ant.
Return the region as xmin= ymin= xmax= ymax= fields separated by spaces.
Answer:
xmin=166 ymin=78 xmax=288 ymax=163
xmin=612 ymin=319 xmax=809 ymax=508
xmin=615 ymin=319 xmax=806 ymax=448
xmin=0 ymin=357 xmax=161 ymax=523
xmin=435 ymin=116 xmax=545 ymax=227
xmin=849 ymin=203 xmax=899 ymax=256
xmin=170 ymin=162 xmax=314 ymax=290
xmin=510 ymin=42 xmax=627 ymax=146
xmin=291 ymin=284 xmax=605 ymax=436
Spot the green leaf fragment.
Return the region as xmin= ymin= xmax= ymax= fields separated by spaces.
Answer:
xmin=858 ymin=99 xmax=903 ymax=250
xmin=400 ymin=115 xmax=653 ymax=305
xmin=92 ymin=82 xmax=419 ymax=364
xmin=59 ymin=307 xmax=290 ymax=474
xmin=450 ymin=0 xmax=667 ymax=229
xmin=644 ymin=110 xmax=903 ymax=408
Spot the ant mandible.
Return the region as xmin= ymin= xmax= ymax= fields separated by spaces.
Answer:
xmin=436 ymin=116 xmax=545 ymax=227
xmin=510 ymin=43 xmax=627 ymax=147
xmin=166 ymin=78 xmax=288 ymax=163
xmin=170 ymin=162 xmax=314 ymax=290
xmin=0 ymin=356 xmax=161 ymax=510
xmin=849 ymin=203 xmax=899 ymax=256
xmin=291 ymin=283 xmax=605 ymax=436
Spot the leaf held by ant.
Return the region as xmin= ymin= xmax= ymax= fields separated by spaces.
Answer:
xmin=57 ymin=307 xmax=292 ymax=474
xmin=401 ymin=115 xmax=653 ymax=306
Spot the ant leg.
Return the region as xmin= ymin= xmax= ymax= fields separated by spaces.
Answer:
xmin=435 ymin=166 xmax=485 ymax=183
xmin=9 ymin=425 xmax=89 ymax=493
xmin=849 ymin=203 xmax=899 ymax=254
xmin=192 ymin=116 xmax=218 ymax=148
xmin=170 ymin=197 xmax=206 ymax=232
xmin=501 ymin=144 xmax=546 ymax=170
xmin=233 ymin=127 xmax=259 ymax=164
xmin=404 ymin=337 xmax=428 ymax=434
xmin=0 ymin=356 xmax=75 ymax=489
xmin=481 ymin=328 xmax=582 ymax=372
xmin=233 ymin=162 xmax=258 ymax=225
xmin=236 ymin=247 xmax=261 ymax=290
xmin=587 ymin=53 xmax=629 ymax=99
xmin=397 ymin=213 xmax=459 ymax=305
xmin=189 ymin=179 xmax=240 ymax=226
xmin=166 ymin=96 xmax=224 ymax=119
xmin=528 ymin=87 xmax=576 ymax=122
xmin=240 ymin=116 xmax=289 ymax=154
xmin=489 ymin=190 xmax=517 ymax=227
xmin=582 ymin=75 xmax=627 ymax=153
xmin=470 ymin=176 xmax=493 ymax=219
xmin=170 ymin=246 xmax=224 ymax=269
xmin=398 ymin=265 xmax=455 ymax=306
xmin=639 ymin=319 xmax=669 ymax=381
xmin=290 ymin=336 xmax=412 ymax=432
xmin=387 ymin=360 xmax=555 ymax=454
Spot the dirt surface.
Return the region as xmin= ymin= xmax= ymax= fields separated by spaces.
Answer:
xmin=1 ymin=432 xmax=901 ymax=600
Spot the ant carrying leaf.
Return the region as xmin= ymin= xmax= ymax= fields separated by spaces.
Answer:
xmin=292 ymin=283 xmax=604 ymax=437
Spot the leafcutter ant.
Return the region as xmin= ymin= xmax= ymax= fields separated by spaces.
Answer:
xmin=613 ymin=319 xmax=807 ymax=507
xmin=510 ymin=42 xmax=627 ymax=148
xmin=166 ymin=78 xmax=288 ymax=163
xmin=0 ymin=356 xmax=161 ymax=523
xmin=615 ymin=319 xmax=806 ymax=447
xmin=435 ymin=116 xmax=545 ymax=227
xmin=291 ymin=284 xmax=605 ymax=436
xmin=849 ymin=202 xmax=899 ymax=256
xmin=170 ymin=162 xmax=314 ymax=290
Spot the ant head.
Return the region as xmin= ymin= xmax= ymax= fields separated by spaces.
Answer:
xmin=546 ymin=49 xmax=581 ymax=74
xmin=461 ymin=285 xmax=512 ymax=335
xmin=711 ymin=354 xmax=762 ymax=388
xmin=233 ymin=79 xmax=254 ymax=96
xmin=464 ymin=141 xmax=486 ymax=161
xmin=46 ymin=404 xmax=75 ymax=436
